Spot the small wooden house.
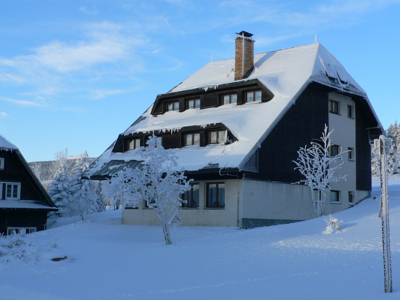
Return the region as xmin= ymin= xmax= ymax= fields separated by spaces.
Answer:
xmin=0 ymin=135 xmax=56 ymax=235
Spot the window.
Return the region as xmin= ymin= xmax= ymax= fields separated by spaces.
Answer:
xmin=347 ymin=147 xmax=354 ymax=160
xmin=186 ymin=98 xmax=200 ymax=109
xmin=128 ymin=138 xmax=141 ymax=150
xmin=182 ymin=183 xmax=199 ymax=208
xmin=329 ymin=144 xmax=340 ymax=157
xmin=167 ymin=101 xmax=180 ymax=112
xmin=329 ymin=100 xmax=340 ymax=114
xmin=208 ymin=130 xmax=227 ymax=144
xmin=347 ymin=105 xmax=354 ymax=119
xmin=246 ymin=90 xmax=262 ymax=103
xmin=7 ymin=227 xmax=36 ymax=235
xmin=330 ymin=190 xmax=340 ymax=202
xmin=5 ymin=182 xmax=20 ymax=200
xmin=0 ymin=157 xmax=4 ymax=170
xmin=206 ymin=183 xmax=225 ymax=208
xmin=222 ymin=93 xmax=237 ymax=105
xmin=184 ymin=133 xmax=200 ymax=146
xmin=348 ymin=191 xmax=354 ymax=203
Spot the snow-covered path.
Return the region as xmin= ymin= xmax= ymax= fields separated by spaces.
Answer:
xmin=0 ymin=180 xmax=399 ymax=299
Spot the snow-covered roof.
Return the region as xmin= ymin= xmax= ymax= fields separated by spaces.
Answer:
xmin=89 ymin=43 xmax=380 ymax=174
xmin=0 ymin=200 xmax=57 ymax=210
xmin=0 ymin=135 xmax=17 ymax=151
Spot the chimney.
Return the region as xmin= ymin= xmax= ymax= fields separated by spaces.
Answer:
xmin=234 ymin=31 xmax=254 ymax=81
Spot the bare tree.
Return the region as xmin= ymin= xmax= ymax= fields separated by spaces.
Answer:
xmin=293 ymin=125 xmax=345 ymax=216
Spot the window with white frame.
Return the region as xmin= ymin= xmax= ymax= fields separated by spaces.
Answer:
xmin=167 ymin=101 xmax=180 ymax=112
xmin=5 ymin=182 xmax=21 ymax=200
xmin=246 ymin=90 xmax=262 ymax=103
xmin=0 ymin=157 xmax=4 ymax=170
xmin=208 ymin=130 xmax=227 ymax=144
xmin=128 ymin=138 xmax=141 ymax=150
xmin=329 ymin=100 xmax=340 ymax=114
xmin=7 ymin=227 xmax=36 ymax=235
xmin=222 ymin=93 xmax=237 ymax=105
xmin=184 ymin=133 xmax=200 ymax=146
xmin=186 ymin=98 xmax=200 ymax=109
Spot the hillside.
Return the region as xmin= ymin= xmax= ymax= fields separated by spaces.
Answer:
xmin=0 ymin=177 xmax=399 ymax=299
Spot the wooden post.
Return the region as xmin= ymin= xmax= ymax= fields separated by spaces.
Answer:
xmin=376 ymin=135 xmax=392 ymax=293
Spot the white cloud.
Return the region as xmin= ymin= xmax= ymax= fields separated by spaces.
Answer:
xmin=91 ymin=88 xmax=127 ymax=100
xmin=0 ymin=96 xmax=43 ymax=107
xmin=0 ymin=112 xmax=7 ymax=119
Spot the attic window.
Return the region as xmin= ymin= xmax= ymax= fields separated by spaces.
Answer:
xmin=186 ymin=98 xmax=200 ymax=109
xmin=5 ymin=182 xmax=20 ymax=200
xmin=167 ymin=101 xmax=180 ymax=112
xmin=246 ymin=90 xmax=262 ymax=103
xmin=184 ymin=133 xmax=200 ymax=146
xmin=208 ymin=130 xmax=227 ymax=144
xmin=128 ymin=138 xmax=141 ymax=150
xmin=222 ymin=93 xmax=237 ymax=105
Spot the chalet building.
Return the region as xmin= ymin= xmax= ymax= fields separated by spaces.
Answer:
xmin=88 ymin=31 xmax=382 ymax=228
xmin=0 ymin=135 xmax=56 ymax=235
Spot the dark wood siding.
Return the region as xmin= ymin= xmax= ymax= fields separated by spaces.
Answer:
xmin=0 ymin=150 xmax=48 ymax=201
xmin=355 ymin=100 xmax=372 ymax=190
xmin=256 ymin=83 xmax=329 ymax=182
xmin=0 ymin=209 xmax=48 ymax=235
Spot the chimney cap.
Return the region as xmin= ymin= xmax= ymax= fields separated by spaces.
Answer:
xmin=236 ymin=31 xmax=253 ymax=38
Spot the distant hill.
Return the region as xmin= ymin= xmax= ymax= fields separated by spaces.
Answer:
xmin=29 ymin=157 xmax=95 ymax=188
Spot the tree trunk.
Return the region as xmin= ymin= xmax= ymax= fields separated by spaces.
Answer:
xmin=163 ymin=223 xmax=172 ymax=245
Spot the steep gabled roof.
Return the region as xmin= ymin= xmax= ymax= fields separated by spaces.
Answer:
xmin=0 ymin=135 xmax=17 ymax=151
xmin=89 ymin=43 xmax=382 ymax=175
xmin=0 ymin=134 xmax=56 ymax=209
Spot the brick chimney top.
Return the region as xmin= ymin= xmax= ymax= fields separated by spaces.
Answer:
xmin=234 ymin=31 xmax=254 ymax=81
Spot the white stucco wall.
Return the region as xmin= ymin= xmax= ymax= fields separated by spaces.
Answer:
xmin=123 ymin=179 xmax=241 ymax=227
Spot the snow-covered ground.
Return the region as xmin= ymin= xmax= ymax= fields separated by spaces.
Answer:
xmin=0 ymin=177 xmax=400 ymax=299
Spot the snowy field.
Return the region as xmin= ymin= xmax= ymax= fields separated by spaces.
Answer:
xmin=0 ymin=177 xmax=400 ymax=299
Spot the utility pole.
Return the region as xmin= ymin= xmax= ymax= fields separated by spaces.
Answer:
xmin=375 ymin=135 xmax=392 ymax=293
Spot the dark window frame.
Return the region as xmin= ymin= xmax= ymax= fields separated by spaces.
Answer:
xmin=186 ymin=98 xmax=201 ymax=109
xmin=329 ymin=99 xmax=340 ymax=114
xmin=245 ymin=90 xmax=262 ymax=103
xmin=206 ymin=182 xmax=225 ymax=209
xmin=347 ymin=104 xmax=354 ymax=119
xmin=348 ymin=191 xmax=354 ymax=203
xmin=329 ymin=144 xmax=340 ymax=157
xmin=182 ymin=183 xmax=200 ymax=208
xmin=347 ymin=147 xmax=354 ymax=161
xmin=166 ymin=100 xmax=180 ymax=112
xmin=183 ymin=132 xmax=200 ymax=146
xmin=221 ymin=93 xmax=238 ymax=105
xmin=330 ymin=190 xmax=340 ymax=202
xmin=207 ymin=130 xmax=227 ymax=145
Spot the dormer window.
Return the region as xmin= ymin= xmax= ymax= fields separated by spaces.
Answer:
xmin=0 ymin=157 xmax=4 ymax=170
xmin=222 ymin=93 xmax=237 ymax=105
xmin=246 ymin=90 xmax=262 ymax=103
xmin=208 ymin=130 xmax=227 ymax=144
xmin=186 ymin=98 xmax=200 ymax=109
xmin=128 ymin=138 xmax=141 ymax=150
xmin=184 ymin=133 xmax=200 ymax=146
xmin=167 ymin=101 xmax=180 ymax=112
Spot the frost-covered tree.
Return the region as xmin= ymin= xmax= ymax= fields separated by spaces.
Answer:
xmin=48 ymin=151 xmax=105 ymax=222
xmin=109 ymin=135 xmax=190 ymax=245
xmin=293 ymin=125 xmax=345 ymax=216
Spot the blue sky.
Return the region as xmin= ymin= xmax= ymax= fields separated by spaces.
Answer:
xmin=0 ymin=0 xmax=399 ymax=161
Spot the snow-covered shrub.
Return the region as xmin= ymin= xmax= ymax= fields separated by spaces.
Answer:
xmin=0 ymin=234 xmax=39 ymax=263
xmin=323 ymin=216 xmax=342 ymax=235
